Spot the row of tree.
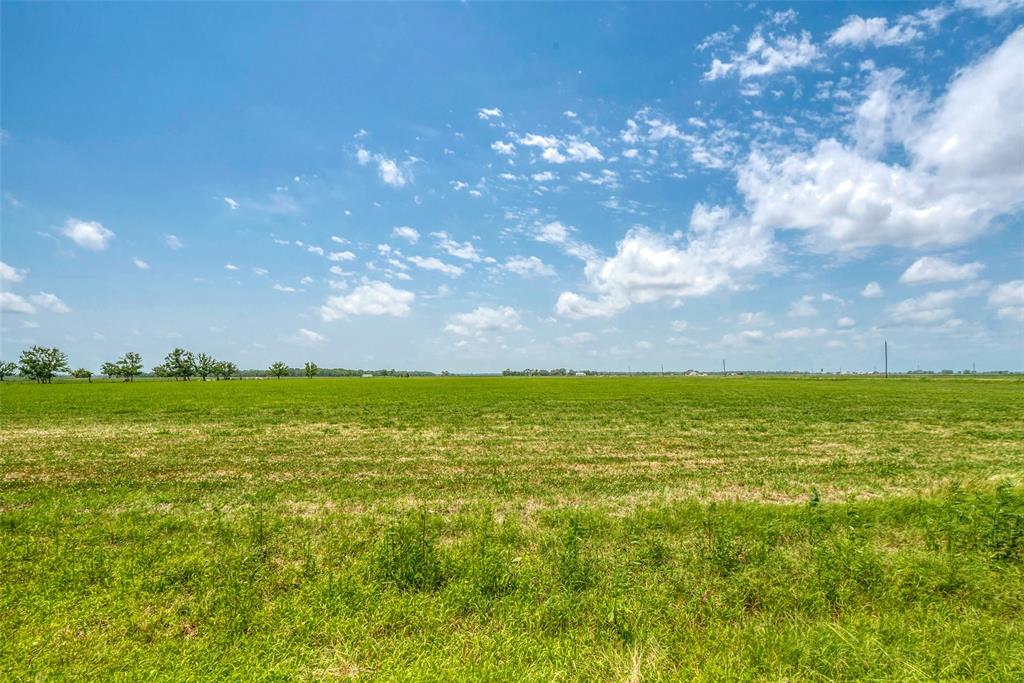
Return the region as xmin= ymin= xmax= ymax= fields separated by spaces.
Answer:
xmin=0 ymin=346 xmax=327 ymax=383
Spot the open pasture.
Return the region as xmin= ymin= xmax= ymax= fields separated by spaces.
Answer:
xmin=2 ymin=376 xmax=1023 ymax=680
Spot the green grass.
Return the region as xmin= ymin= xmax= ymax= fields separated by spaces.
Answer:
xmin=2 ymin=376 xmax=1022 ymax=680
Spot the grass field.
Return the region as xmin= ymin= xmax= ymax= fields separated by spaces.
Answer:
xmin=2 ymin=376 xmax=1023 ymax=680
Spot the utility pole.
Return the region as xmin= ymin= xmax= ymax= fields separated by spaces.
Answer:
xmin=884 ymin=340 xmax=888 ymax=379
xmin=722 ymin=359 xmax=726 ymax=375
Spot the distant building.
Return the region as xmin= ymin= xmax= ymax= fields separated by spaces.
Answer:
xmin=575 ymin=372 xmax=586 ymax=376
xmin=362 ymin=373 xmax=373 ymax=378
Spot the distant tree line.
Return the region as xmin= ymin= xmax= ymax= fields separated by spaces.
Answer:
xmin=0 ymin=345 xmax=436 ymax=383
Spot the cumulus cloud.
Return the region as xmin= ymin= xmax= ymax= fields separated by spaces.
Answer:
xmin=736 ymin=29 xmax=1024 ymax=252
xmin=445 ymin=306 xmax=522 ymax=336
xmin=502 ymin=256 xmax=556 ymax=278
xmin=356 ymin=147 xmax=412 ymax=187
xmin=956 ymin=0 xmax=1024 ymax=17
xmin=328 ymin=251 xmax=356 ymax=262
xmin=224 ymin=263 xmax=239 ymax=271
xmin=836 ymin=316 xmax=856 ymax=329
xmin=61 ymin=218 xmax=114 ymax=251
xmin=704 ymin=29 xmax=819 ymax=81
xmin=788 ymin=295 xmax=819 ymax=318
xmin=132 ymin=257 xmax=150 ymax=270
xmin=272 ymin=283 xmax=297 ymax=293
xmin=391 ymin=226 xmax=420 ymax=244
xmin=861 ymin=281 xmax=884 ymax=298
xmin=827 ymin=8 xmax=947 ymax=48
xmin=554 ymin=204 xmax=775 ymax=319
xmin=407 ymin=255 xmax=464 ymax=277
xmin=30 ymin=292 xmax=71 ymax=313
xmin=0 ymin=261 xmax=27 ymax=283
xmin=320 ymin=280 xmax=415 ymax=320
xmin=478 ymin=107 xmax=503 ymax=120
xmin=557 ymin=331 xmax=596 ymax=346
xmin=432 ymin=231 xmax=482 ymax=261
xmin=988 ymin=280 xmax=1024 ymax=320
xmin=776 ymin=327 xmax=827 ymax=339
xmin=288 ymin=328 xmax=327 ymax=345
xmin=887 ymin=283 xmax=987 ymax=325
xmin=1 ymin=291 xmax=35 ymax=314
xmin=900 ymin=256 xmax=984 ymax=284
xmin=223 ymin=197 xmax=240 ymax=210
xmin=517 ymin=133 xmax=603 ymax=164
xmin=165 ymin=234 xmax=184 ymax=250
xmin=491 ymin=140 xmax=516 ymax=156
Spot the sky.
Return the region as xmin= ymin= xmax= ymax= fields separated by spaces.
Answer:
xmin=1 ymin=1 xmax=1022 ymax=373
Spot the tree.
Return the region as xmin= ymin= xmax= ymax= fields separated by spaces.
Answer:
xmin=101 ymin=361 xmax=121 ymax=380
xmin=164 ymin=348 xmax=196 ymax=381
xmin=152 ymin=364 xmax=170 ymax=378
xmin=195 ymin=353 xmax=218 ymax=381
xmin=0 ymin=361 xmax=16 ymax=381
xmin=268 ymin=361 xmax=289 ymax=379
xmin=216 ymin=361 xmax=238 ymax=380
xmin=18 ymin=346 xmax=70 ymax=384
xmin=118 ymin=352 xmax=143 ymax=382
xmin=72 ymin=368 xmax=93 ymax=383
xmin=304 ymin=361 xmax=319 ymax=379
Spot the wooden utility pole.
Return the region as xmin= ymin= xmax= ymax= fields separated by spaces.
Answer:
xmin=884 ymin=340 xmax=888 ymax=379
xmin=722 ymin=359 xmax=726 ymax=375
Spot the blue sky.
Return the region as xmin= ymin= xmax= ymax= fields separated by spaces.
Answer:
xmin=1 ymin=1 xmax=1021 ymax=373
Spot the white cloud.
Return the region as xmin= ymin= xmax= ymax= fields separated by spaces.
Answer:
xmin=836 ymin=316 xmax=856 ymax=329
xmin=431 ymin=231 xmax=482 ymax=261
xmin=478 ymin=107 xmax=503 ymax=120
xmin=723 ymin=329 xmax=767 ymax=346
xmin=61 ymin=218 xmax=114 ymax=251
xmin=132 ymin=257 xmax=150 ymax=270
xmin=670 ymin=320 xmax=689 ymax=332
xmin=253 ymin=267 xmax=268 ymax=276
xmin=900 ymin=256 xmax=984 ymax=284
xmin=704 ymin=30 xmax=819 ymax=81
xmin=0 ymin=261 xmax=27 ymax=283
xmin=517 ymin=133 xmax=603 ymax=164
xmin=827 ymin=8 xmax=947 ymax=49
xmin=357 ymin=148 xmax=412 ymax=187
xmin=956 ymin=0 xmax=1024 ymax=17
xmin=407 ymin=255 xmax=464 ymax=277
xmin=300 ymin=276 xmax=314 ymax=285
xmin=30 ymin=292 xmax=71 ymax=313
xmin=737 ymin=29 xmax=1024 ymax=252
xmin=320 ymin=280 xmax=415 ymax=320
xmin=557 ymin=331 xmax=596 ymax=346
xmin=225 ymin=263 xmax=239 ymax=271
xmin=1 ymin=291 xmax=35 ymax=314
xmin=445 ymin=305 xmax=522 ymax=336
xmin=788 ymin=295 xmax=819 ymax=318
xmin=288 ymin=328 xmax=326 ymax=345
xmin=272 ymin=283 xmax=297 ymax=293
xmin=392 ymin=226 xmax=420 ymax=244
xmin=988 ymin=280 xmax=1024 ymax=320
xmin=887 ymin=283 xmax=986 ymax=325
xmin=307 ymin=245 xmax=325 ymax=257
xmin=531 ymin=171 xmax=557 ymax=182
xmin=775 ymin=327 xmax=827 ymax=340
xmin=502 ymin=256 xmax=556 ymax=278
xmin=165 ymin=234 xmax=184 ymax=250
xmin=555 ymin=204 xmax=775 ymax=319
xmin=223 ymin=197 xmax=240 ymax=210
xmin=491 ymin=140 xmax=516 ymax=156
xmin=328 ymin=251 xmax=356 ymax=262
xmin=861 ymin=281 xmax=884 ymax=298
xmin=535 ymin=221 xmax=572 ymax=245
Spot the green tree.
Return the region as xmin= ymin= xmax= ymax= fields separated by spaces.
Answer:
xmin=18 ymin=346 xmax=70 ymax=384
xmin=118 ymin=352 xmax=144 ymax=382
xmin=164 ymin=348 xmax=196 ymax=381
xmin=101 ymin=361 xmax=121 ymax=380
xmin=304 ymin=361 xmax=319 ymax=379
xmin=0 ymin=361 xmax=16 ymax=381
xmin=72 ymin=368 xmax=93 ymax=383
xmin=195 ymin=353 xmax=218 ymax=381
xmin=152 ymin=364 xmax=170 ymax=378
xmin=268 ymin=361 xmax=289 ymax=379
xmin=216 ymin=361 xmax=238 ymax=380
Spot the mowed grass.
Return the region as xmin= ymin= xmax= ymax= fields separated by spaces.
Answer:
xmin=1 ymin=376 xmax=1022 ymax=680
